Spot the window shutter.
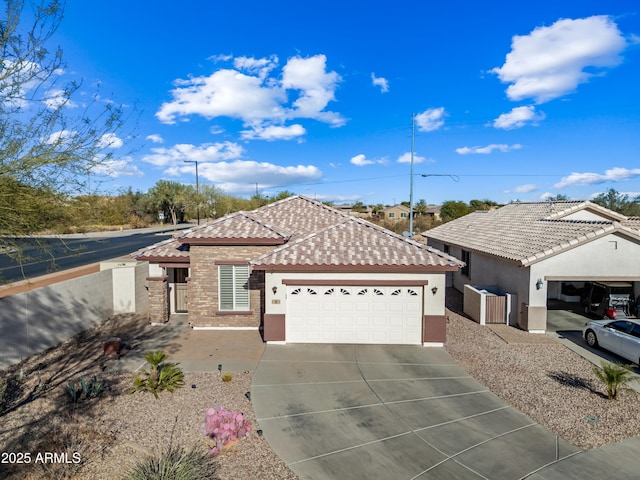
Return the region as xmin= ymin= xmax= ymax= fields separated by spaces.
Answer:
xmin=219 ymin=265 xmax=234 ymax=310
xmin=234 ymin=265 xmax=250 ymax=309
xmin=218 ymin=265 xmax=250 ymax=311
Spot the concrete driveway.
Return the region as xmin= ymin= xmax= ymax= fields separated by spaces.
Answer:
xmin=251 ymin=344 xmax=579 ymax=480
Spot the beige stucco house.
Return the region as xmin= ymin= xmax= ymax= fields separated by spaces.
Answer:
xmin=382 ymin=204 xmax=411 ymax=220
xmin=133 ymin=195 xmax=463 ymax=345
xmin=425 ymin=201 xmax=640 ymax=332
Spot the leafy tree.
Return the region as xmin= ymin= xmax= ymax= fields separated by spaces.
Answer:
xmin=469 ymin=199 xmax=499 ymax=212
xmin=440 ymin=201 xmax=469 ymax=222
xmin=0 ymin=1 xmax=130 ymax=243
xmin=147 ymin=180 xmax=190 ymax=225
xmin=592 ymin=189 xmax=640 ymax=216
xmin=270 ymin=190 xmax=295 ymax=202
xmin=544 ymin=194 xmax=569 ymax=202
xmin=414 ymin=199 xmax=428 ymax=215
xmin=351 ymin=201 xmax=367 ymax=213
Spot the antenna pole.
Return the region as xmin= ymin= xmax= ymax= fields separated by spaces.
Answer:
xmin=409 ymin=113 xmax=415 ymax=238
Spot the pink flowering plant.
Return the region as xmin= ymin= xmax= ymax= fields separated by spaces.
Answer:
xmin=204 ymin=405 xmax=251 ymax=456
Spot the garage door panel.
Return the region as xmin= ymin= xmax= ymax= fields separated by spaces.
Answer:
xmin=286 ymin=285 xmax=423 ymax=344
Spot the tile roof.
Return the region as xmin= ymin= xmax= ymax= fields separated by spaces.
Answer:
xmin=425 ymin=201 xmax=640 ymax=266
xmin=179 ymin=211 xmax=289 ymax=245
xmin=130 ymin=235 xmax=190 ymax=262
xmin=132 ymin=195 xmax=462 ymax=270
xmin=252 ymin=216 xmax=463 ymax=270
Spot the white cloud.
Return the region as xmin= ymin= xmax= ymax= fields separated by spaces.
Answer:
xmin=240 ymin=123 xmax=306 ymax=141
xmin=281 ymin=55 xmax=345 ymax=126
xmin=233 ymin=55 xmax=279 ymax=78
xmin=396 ymin=152 xmax=430 ymax=164
xmin=371 ymin=73 xmax=389 ymax=93
xmin=146 ymin=134 xmax=164 ymax=144
xmin=493 ymin=106 xmax=545 ymax=129
xmin=157 ymin=54 xmax=345 ymax=139
xmin=554 ymin=167 xmax=640 ymax=188
xmin=92 ymin=157 xmax=143 ymax=178
xmin=350 ymin=154 xmax=386 ymax=166
xmin=43 ymin=89 xmax=77 ymax=110
xmin=45 ymin=129 xmax=76 ymax=144
xmin=196 ymin=160 xmax=322 ymax=192
xmin=456 ymin=143 xmax=522 ymax=155
xmin=415 ymin=107 xmax=445 ymax=132
xmin=156 ymin=68 xmax=287 ymax=124
xmin=514 ymin=184 xmax=537 ymax=193
xmin=98 ymin=133 xmax=123 ymax=149
xmin=492 ymin=16 xmax=627 ymax=103
xmin=142 ymin=142 xmax=244 ymax=167
xmin=539 ymin=192 xmax=554 ymax=201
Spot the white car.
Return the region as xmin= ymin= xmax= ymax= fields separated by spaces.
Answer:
xmin=583 ymin=319 xmax=640 ymax=365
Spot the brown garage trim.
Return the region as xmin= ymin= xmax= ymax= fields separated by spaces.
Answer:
xmin=215 ymin=310 xmax=253 ymax=316
xmin=159 ymin=262 xmax=191 ymax=268
xmin=264 ymin=314 xmax=285 ymax=341
xmin=423 ymin=315 xmax=446 ymax=343
xmin=280 ymin=279 xmax=428 ymax=286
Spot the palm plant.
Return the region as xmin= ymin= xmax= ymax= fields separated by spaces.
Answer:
xmin=131 ymin=351 xmax=184 ymax=399
xmin=592 ymin=361 xmax=636 ymax=400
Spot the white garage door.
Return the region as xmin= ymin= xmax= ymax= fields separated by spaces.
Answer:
xmin=286 ymin=285 xmax=423 ymax=344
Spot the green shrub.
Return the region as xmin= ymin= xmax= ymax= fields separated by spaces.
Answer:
xmin=130 ymin=351 xmax=184 ymax=399
xmin=220 ymin=373 xmax=233 ymax=383
xmin=124 ymin=445 xmax=217 ymax=480
xmin=66 ymin=375 xmax=104 ymax=404
xmin=592 ymin=361 xmax=636 ymax=400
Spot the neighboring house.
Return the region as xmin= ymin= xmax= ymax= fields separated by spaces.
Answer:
xmin=426 ymin=205 xmax=441 ymax=221
xmin=132 ymin=195 xmax=463 ymax=345
xmin=333 ymin=203 xmax=373 ymax=218
xmin=425 ymin=201 xmax=640 ymax=332
xmin=382 ymin=204 xmax=411 ymax=220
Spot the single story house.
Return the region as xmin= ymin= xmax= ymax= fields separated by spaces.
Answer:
xmin=425 ymin=201 xmax=640 ymax=332
xmin=132 ymin=195 xmax=463 ymax=345
xmin=382 ymin=204 xmax=411 ymax=220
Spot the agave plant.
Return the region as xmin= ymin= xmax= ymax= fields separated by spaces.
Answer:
xmin=131 ymin=351 xmax=185 ymax=399
xmin=592 ymin=361 xmax=636 ymax=400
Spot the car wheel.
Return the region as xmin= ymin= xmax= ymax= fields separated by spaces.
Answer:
xmin=585 ymin=330 xmax=598 ymax=348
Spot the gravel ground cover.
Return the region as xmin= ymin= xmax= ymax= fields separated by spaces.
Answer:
xmin=444 ymin=289 xmax=640 ymax=450
xmin=2 ymin=292 xmax=640 ymax=479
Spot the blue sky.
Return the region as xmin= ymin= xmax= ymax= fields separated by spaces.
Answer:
xmin=50 ymin=0 xmax=640 ymax=205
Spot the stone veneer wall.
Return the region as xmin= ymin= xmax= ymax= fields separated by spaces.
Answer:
xmin=147 ymin=275 xmax=169 ymax=323
xmin=188 ymin=245 xmax=274 ymax=328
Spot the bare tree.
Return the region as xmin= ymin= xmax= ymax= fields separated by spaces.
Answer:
xmin=0 ymin=0 xmax=132 ymax=239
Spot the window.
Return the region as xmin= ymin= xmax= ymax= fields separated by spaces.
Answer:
xmin=218 ymin=265 xmax=249 ymax=311
xmin=461 ymin=250 xmax=470 ymax=277
xmin=400 ymin=212 xmax=408 ymax=218
xmin=388 ymin=212 xmax=395 ymax=218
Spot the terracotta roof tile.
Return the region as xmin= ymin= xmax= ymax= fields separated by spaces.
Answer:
xmin=180 ymin=211 xmax=289 ymax=244
xmin=252 ymin=216 xmax=463 ymax=270
xmin=426 ymin=201 xmax=640 ymax=266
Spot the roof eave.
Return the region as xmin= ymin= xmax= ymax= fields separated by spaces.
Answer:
xmin=179 ymin=237 xmax=287 ymax=246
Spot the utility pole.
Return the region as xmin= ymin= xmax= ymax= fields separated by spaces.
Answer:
xmin=409 ymin=112 xmax=415 ymax=238
xmin=184 ymin=160 xmax=200 ymax=225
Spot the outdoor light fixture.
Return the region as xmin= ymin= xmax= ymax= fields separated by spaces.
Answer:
xmin=431 ymin=286 xmax=438 ymax=295
xmin=536 ymin=278 xmax=544 ymax=290
xmin=272 ymin=286 xmax=278 ymax=295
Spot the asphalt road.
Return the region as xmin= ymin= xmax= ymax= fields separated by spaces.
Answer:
xmin=0 ymin=227 xmax=184 ymax=285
